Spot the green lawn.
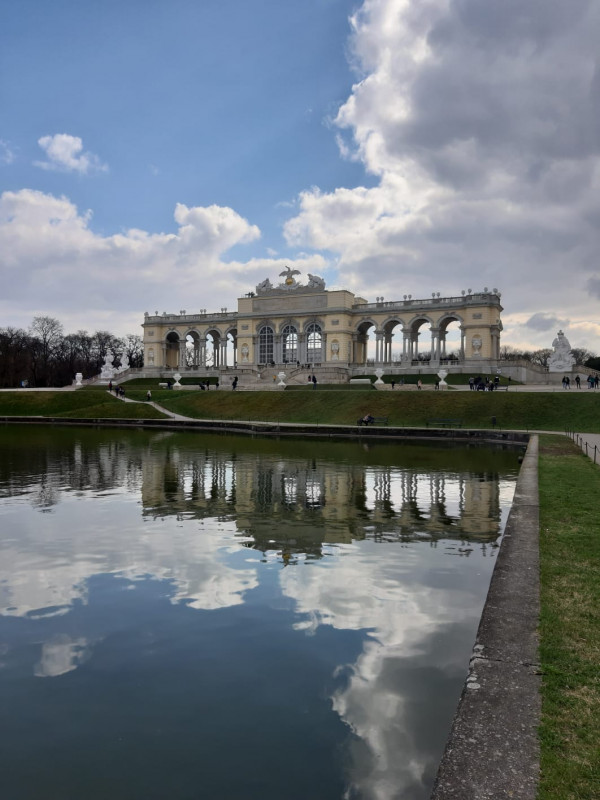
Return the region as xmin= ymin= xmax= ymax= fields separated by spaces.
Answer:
xmin=1 ymin=388 xmax=597 ymax=431
xmin=143 ymin=388 xmax=599 ymax=432
xmin=0 ymin=391 xmax=167 ymax=419
xmin=538 ymin=436 xmax=600 ymax=799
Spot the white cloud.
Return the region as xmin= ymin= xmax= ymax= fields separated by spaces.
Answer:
xmin=34 ymin=133 xmax=108 ymax=174
xmin=0 ymin=139 xmax=15 ymax=165
xmin=0 ymin=189 xmax=328 ymax=335
xmin=284 ymin=0 xmax=600 ymax=352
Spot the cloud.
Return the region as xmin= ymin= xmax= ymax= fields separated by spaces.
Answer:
xmin=525 ymin=312 xmax=568 ymax=332
xmin=34 ymin=134 xmax=108 ymax=174
xmin=0 ymin=189 xmax=328 ymax=335
xmin=284 ymin=0 xmax=600 ymax=351
xmin=0 ymin=139 xmax=15 ymax=165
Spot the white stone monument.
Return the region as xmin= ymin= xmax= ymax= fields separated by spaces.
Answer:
xmin=374 ymin=368 xmax=385 ymax=385
xmin=74 ymin=372 xmax=83 ymax=386
xmin=173 ymin=372 xmax=182 ymax=388
xmin=98 ymin=354 xmax=115 ymax=383
xmin=548 ymin=330 xmax=575 ymax=372
xmin=437 ymin=368 xmax=449 ymax=390
xmin=277 ymin=371 xmax=286 ymax=386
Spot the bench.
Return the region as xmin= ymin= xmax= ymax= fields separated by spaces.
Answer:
xmin=158 ymin=382 xmax=169 ymax=388
xmin=357 ymin=416 xmax=389 ymax=426
xmin=426 ymin=419 xmax=462 ymax=428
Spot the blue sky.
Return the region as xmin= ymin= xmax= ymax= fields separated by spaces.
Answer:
xmin=1 ymin=0 xmax=599 ymax=352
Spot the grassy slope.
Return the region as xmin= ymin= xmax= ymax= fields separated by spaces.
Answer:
xmin=538 ymin=436 xmax=600 ymax=799
xmin=142 ymin=388 xmax=599 ymax=431
xmin=0 ymin=391 xmax=167 ymax=419
xmin=0 ymin=388 xmax=598 ymax=431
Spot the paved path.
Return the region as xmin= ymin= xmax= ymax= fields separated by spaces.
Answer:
xmin=568 ymin=431 xmax=600 ymax=465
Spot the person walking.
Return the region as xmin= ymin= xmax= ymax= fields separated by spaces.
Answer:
xmin=146 ymin=390 xmax=152 ymax=401
xmin=417 ymin=379 xmax=422 ymax=390
xmin=575 ymin=375 xmax=581 ymax=389
xmin=312 ymin=375 xmax=317 ymax=389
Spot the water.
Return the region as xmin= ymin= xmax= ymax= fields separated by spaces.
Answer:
xmin=0 ymin=426 xmax=522 ymax=800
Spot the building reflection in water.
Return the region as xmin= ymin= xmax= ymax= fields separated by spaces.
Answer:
xmin=141 ymin=442 xmax=505 ymax=563
xmin=0 ymin=428 xmax=521 ymax=800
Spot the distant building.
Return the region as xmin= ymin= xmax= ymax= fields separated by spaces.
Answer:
xmin=142 ymin=272 xmax=503 ymax=376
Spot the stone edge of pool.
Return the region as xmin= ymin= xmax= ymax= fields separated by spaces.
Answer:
xmin=430 ymin=434 xmax=540 ymax=800
xmin=0 ymin=415 xmax=531 ymax=446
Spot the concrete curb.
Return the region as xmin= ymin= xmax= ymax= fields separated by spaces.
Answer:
xmin=430 ymin=436 xmax=540 ymax=799
xmin=0 ymin=416 xmax=530 ymax=446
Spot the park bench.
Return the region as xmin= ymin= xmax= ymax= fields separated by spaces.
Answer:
xmin=158 ymin=382 xmax=169 ymax=388
xmin=357 ymin=416 xmax=389 ymax=426
xmin=426 ymin=419 xmax=462 ymax=428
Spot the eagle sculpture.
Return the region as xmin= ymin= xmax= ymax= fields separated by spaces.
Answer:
xmin=279 ymin=266 xmax=301 ymax=279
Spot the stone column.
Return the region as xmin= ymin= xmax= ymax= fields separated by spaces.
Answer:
xmin=298 ymin=333 xmax=306 ymax=365
xmin=161 ymin=344 xmax=167 ymax=367
xmin=179 ymin=341 xmax=187 ymax=368
xmin=430 ymin=327 xmax=440 ymax=365
xmin=375 ymin=332 xmax=384 ymax=364
xmin=220 ymin=340 xmax=228 ymax=367
xmin=402 ymin=329 xmax=409 ymax=363
xmin=460 ymin=327 xmax=465 ymax=361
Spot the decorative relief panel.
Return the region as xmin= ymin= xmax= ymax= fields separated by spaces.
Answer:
xmin=253 ymin=295 xmax=327 ymax=313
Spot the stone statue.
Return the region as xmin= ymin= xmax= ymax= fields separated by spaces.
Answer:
xmin=240 ymin=343 xmax=249 ymax=363
xmin=99 ymin=354 xmax=115 ymax=383
xmin=307 ymin=274 xmax=326 ymax=290
xmin=256 ymin=278 xmax=273 ymax=294
xmin=279 ymin=266 xmax=301 ymax=289
xmin=119 ymin=352 xmax=130 ymax=372
xmin=548 ymin=330 xmax=575 ymax=372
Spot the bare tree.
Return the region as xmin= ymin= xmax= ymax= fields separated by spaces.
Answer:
xmin=29 ymin=316 xmax=64 ymax=386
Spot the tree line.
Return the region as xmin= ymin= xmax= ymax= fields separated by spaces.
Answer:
xmin=0 ymin=316 xmax=143 ymax=388
xmin=499 ymin=345 xmax=599 ymax=370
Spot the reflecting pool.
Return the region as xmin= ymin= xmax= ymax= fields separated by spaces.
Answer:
xmin=0 ymin=426 xmax=522 ymax=800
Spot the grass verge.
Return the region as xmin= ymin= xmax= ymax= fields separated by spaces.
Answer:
xmin=144 ymin=389 xmax=599 ymax=431
xmin=0 ymin=391 xmax=167 ymax=419
xmin=538 ymin=435 xmax=600 ymax=799
xmin=1 ymin=389 xmax=598 ymax=430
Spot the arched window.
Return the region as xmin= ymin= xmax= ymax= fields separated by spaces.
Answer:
xmin=306 ymin=323 xmax=322 ymax=362
xmin=258 ymin=325 xmax=274 ymax=364
xmin=282 ymin=325 xmax=298 ymax=363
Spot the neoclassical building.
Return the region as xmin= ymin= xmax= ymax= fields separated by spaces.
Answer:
xmin=142 ymin=269 xmax=503 ymax=377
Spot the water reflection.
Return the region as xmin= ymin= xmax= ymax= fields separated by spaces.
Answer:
xmin=0 ymin=426 xmax=521 ymax=800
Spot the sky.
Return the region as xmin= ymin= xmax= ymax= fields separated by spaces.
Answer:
xmin=1 ymin=0 xmax=599 ymax=352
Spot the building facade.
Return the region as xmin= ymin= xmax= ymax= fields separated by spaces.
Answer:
xmin=142 ymin=270 xmax=503 ymax=375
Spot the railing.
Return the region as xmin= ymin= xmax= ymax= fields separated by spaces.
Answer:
xmin=357 ymin=292 xmax=500 ymax=312
xmin=566 ymin=429 xmax=599 ymax=464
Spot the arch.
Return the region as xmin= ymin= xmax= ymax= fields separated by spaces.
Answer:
xmin=165 ymin=330 xmax=181 ymax=368
xmin=258 ymin=324 xmax=274 ymax=365
xmin=437 ymin=314 xmax=464 ymax=363
xmin=281 ymin=324 xmax=298 ymax=364
xmin=407 ymin=316 xmax=434 ymax=364
xmin=381 ymin=317 xmax=406 ymax=364
xmin=354 ymin=319 xmax=377 ymax=365
xmin=184 ymin=329 xmax=202 ymax=368
xmin=205 ymin=327 xmax=222 ymax=368
xmin=305 ymin=322 xmax=323 ymax=364
xmin=225 ymin=326 xmax=237 ymax=367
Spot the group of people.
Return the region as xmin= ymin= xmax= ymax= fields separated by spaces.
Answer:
xmin=563 ymin=374 xmax=599 ymax=389
xmin=108 ymin=381 xmax=126 ymax=398
xmin=468 ymin=375 xmax=503 ymax=391
xmin=307 ymin=375 xmax=318 ymax=389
